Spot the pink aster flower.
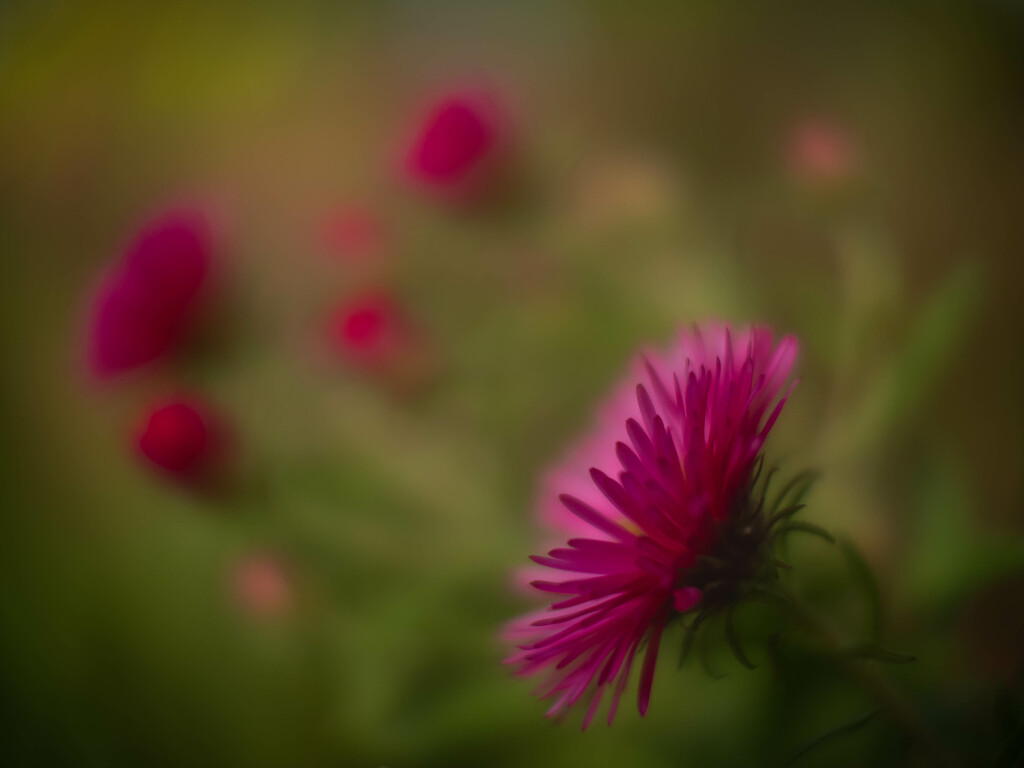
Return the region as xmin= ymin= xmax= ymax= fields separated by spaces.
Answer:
xmin=403 ymin=89 xmax=509 ymax=202
xmin=86 ymin=208 xmax=213 ymax=379
xmin=134 ymin=397 xmax=227 ymax=486
xmin=505 ymin=323 xmax=798 ymax=728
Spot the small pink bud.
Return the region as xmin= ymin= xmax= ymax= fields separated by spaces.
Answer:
xmin=673 ymin=587 xmax=703 ymax=613
xmin=231 ymin=554 xmax=292 ymax=618
xmin=321 ymin=205 xmax=386 ymax=262
xmin=134 ymin=398 xmax=225 ymax=484
xmin=326 ymin=291 xmax=434 ymax=392
xmin=87 ymin=209 xmax=213 ymax=378
xmin=404 ymin=90 xmax=508 ymax=202
xmin=787 ymin=118 xmax=856 ymax=186
xmin=329 ymin=291 xmax=408 ymax=368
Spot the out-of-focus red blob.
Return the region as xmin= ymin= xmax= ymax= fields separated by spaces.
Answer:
xmin=787 ymin=118 xmax=856 ymax=185
xmin=328 ymin=291 xmax=408 ymax=369
xmin=404 ymin=90 xmax=508 ymax=201
xmin=231 ymin=554 xmax=292 ymax=619
xmin=325 ymin=290 xmax=434 ymax=391
xmin=135 ymin=398 xmax=223 ymax=483
xmin=87 ymin=209 xmax=213 ymax=378
xmin=321 ymin=206 xmax=385 ymax=262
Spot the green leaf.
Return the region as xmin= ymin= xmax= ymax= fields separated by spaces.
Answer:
xmin=906 ymin=447 xmax=1024 ymax=613
xmin=829 ymin=261 xmax=985 ymax=459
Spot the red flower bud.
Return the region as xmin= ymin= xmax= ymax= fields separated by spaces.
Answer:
xmin=134 ymin=398 xmax=225 ymax=485
xmin=404 ymin=90 xmax=509 ymax=202
xmin=326 ymin=291 xmax=433 ymax=392
xmin=87 ymin=209 xmax=212 ymax=378
xmin=328 ymin=291 xmax=409 ymax=369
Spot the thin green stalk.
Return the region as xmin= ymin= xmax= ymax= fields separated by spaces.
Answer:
xmin=779 ymin=593 xmax=958 ymax=768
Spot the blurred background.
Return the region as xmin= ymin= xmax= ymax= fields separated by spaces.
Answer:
xmin=1 ymin=1 xmax=1024 ymax=766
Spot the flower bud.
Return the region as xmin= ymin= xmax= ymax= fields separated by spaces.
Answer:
xmin=787 ymin=118 xmax=856 ymax=186
xmin=404 ymin=90 xmax=509 ymax=203
xmin=87 ymin=209 xmax=213 ymax=378
xmin=231 ymin=553 xmax=292 ymax=619
xmin=134 ymin=397 xmax=226 ymax=486
xmin=326 ymin=291 xmax=432 ymax=391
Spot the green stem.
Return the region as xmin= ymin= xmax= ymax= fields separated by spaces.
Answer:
xmin=779 ymin=593 xmax=958 ymax=768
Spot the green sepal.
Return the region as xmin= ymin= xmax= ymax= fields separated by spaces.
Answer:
xmin=841 ymin=641 xmax=916 ymax=664
xmin=770 ymin=469 xmax=820 ymax=514
xmin=725 ymin=605 xmax=755 ymax=670
xmin=773 ymin=521 xmax=836 ymax=545
xmin=766 ymin=504 xmax=807 ymax=531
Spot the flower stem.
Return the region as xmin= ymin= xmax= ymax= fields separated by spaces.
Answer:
xmin=778 ymin=592 xmax=958 ymax=768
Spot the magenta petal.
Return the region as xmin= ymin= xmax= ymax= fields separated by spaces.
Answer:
xmin=581 ymin=684 xmax=606 ymax=731
xmin=637 ymin=607 xmax=668 ymax=716
xmin=559 ymin=494 xmax=635 ymax=542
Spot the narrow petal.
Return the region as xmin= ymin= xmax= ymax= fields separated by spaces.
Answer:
xmin=559 ymin=494 xmax=636 ymax=542
xmin=637 ymin=607 xmax=669 ymax=716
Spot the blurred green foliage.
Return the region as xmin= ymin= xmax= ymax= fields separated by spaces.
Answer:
xmin=1 ymin=1 xmax=1023 ymax=766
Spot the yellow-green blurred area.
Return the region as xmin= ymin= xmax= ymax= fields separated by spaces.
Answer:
xmin=2 ymin=2 xmax=1024 ymax=766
